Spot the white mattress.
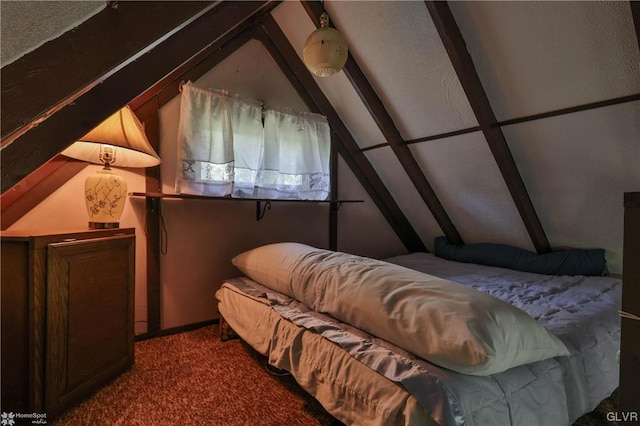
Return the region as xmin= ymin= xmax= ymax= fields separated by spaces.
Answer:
xmin=216 ymin=253 xmax=621 ymax=426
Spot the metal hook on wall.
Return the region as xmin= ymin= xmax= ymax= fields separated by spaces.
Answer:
xmin=256 ymin=200 xmax=272 ymax=221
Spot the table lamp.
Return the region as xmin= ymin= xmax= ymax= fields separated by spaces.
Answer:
xmin=61 ymin=106 xmax=161 ymax=229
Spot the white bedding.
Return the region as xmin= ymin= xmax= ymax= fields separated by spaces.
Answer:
xmin=231 ymin=243 xmax=569 ymax=376
xmin=217 ymin=250 xmax=621 ymax=426
xmin=385 ymin=252 xmax=621 ymax=422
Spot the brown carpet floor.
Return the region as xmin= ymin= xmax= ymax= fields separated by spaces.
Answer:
xmin=52 ymin=324 xmax=617 ymax=426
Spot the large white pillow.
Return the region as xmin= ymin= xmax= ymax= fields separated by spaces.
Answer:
xmin=232 ymin=242 xmax=570 ymax=375
xmin=232 ymin=242 xmax=323 ymax=295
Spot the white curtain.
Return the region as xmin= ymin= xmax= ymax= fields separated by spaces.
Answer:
xmin=259 ymin=107 xmax=330 ymax=200
xmin=176 ymin=82 xmax=330 ymax=200
xmin=228 ymin=96 xmax=264 ymax=197
xmin=176 ymin=83 xmax=235 ymax=196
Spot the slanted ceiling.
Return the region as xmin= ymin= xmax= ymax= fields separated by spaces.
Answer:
xmin=1 ymin=1 xmax=639 ymax=273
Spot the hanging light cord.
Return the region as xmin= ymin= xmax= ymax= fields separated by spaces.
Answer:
xmin=160 ymin=212 xmax=168 ymax=255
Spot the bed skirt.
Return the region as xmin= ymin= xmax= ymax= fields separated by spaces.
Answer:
xmin=216 ymin=278 xmax=436 ymax=426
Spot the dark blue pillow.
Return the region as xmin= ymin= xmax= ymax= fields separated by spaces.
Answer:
xmin=433 ymin=236 xmax=607 ymax=276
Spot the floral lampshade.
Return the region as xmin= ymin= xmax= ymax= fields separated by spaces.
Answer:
xmin=61 ymin=106 xmax=161 ymax=228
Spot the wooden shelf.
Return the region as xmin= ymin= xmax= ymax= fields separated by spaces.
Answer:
xmin=129 ymin=192 xmax=362 ymax=204
xmin=128 ymin=192 xmax=364 ymax=221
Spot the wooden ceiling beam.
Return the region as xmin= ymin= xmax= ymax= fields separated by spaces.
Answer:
xmin=301 ymin=1 xmax=463 ymax=246
xmin=365 ymin=93 xmax=640 ymax=152
xmin=256 ymin=15 xmax=427 ymax=253
xmin=1 ymin=1 xmax=274 ymax=194
xmin=425 ymin=1 xmax=551 ymax=253
xmin=1 ymin=1 xmax=214 ymax=143
xmin=631 ymin=1 xmax=640 ymax=53
xmin=129 ymin=10 xmax=270 ymax=112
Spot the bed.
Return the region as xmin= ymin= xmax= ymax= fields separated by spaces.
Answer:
xmin=215 ymin=242 xmax=621 ymax=426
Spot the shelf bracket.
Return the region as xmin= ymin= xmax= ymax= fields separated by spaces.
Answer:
xmin=256 ymin=200 xmax=272 ymax=221
xmin=147 ymin=196 xmax=160 ymax=213
xmin=331 ymin=201 xmax=344 ymax=212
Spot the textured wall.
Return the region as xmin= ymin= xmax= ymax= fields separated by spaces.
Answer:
xmin=1 ymin=0 xmax=103 ymax=65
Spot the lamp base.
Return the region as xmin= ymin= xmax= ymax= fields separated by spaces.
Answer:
xmin=84 ymin=168 xmax=127 ymax=229
xmin=89 ymin=222 xmax=120 ymax=229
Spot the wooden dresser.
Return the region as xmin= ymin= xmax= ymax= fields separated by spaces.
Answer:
xmin=1 ymin=228 xmax=135 ymax=419
xmin=621 ymin=192 xmax=640 ymax=415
